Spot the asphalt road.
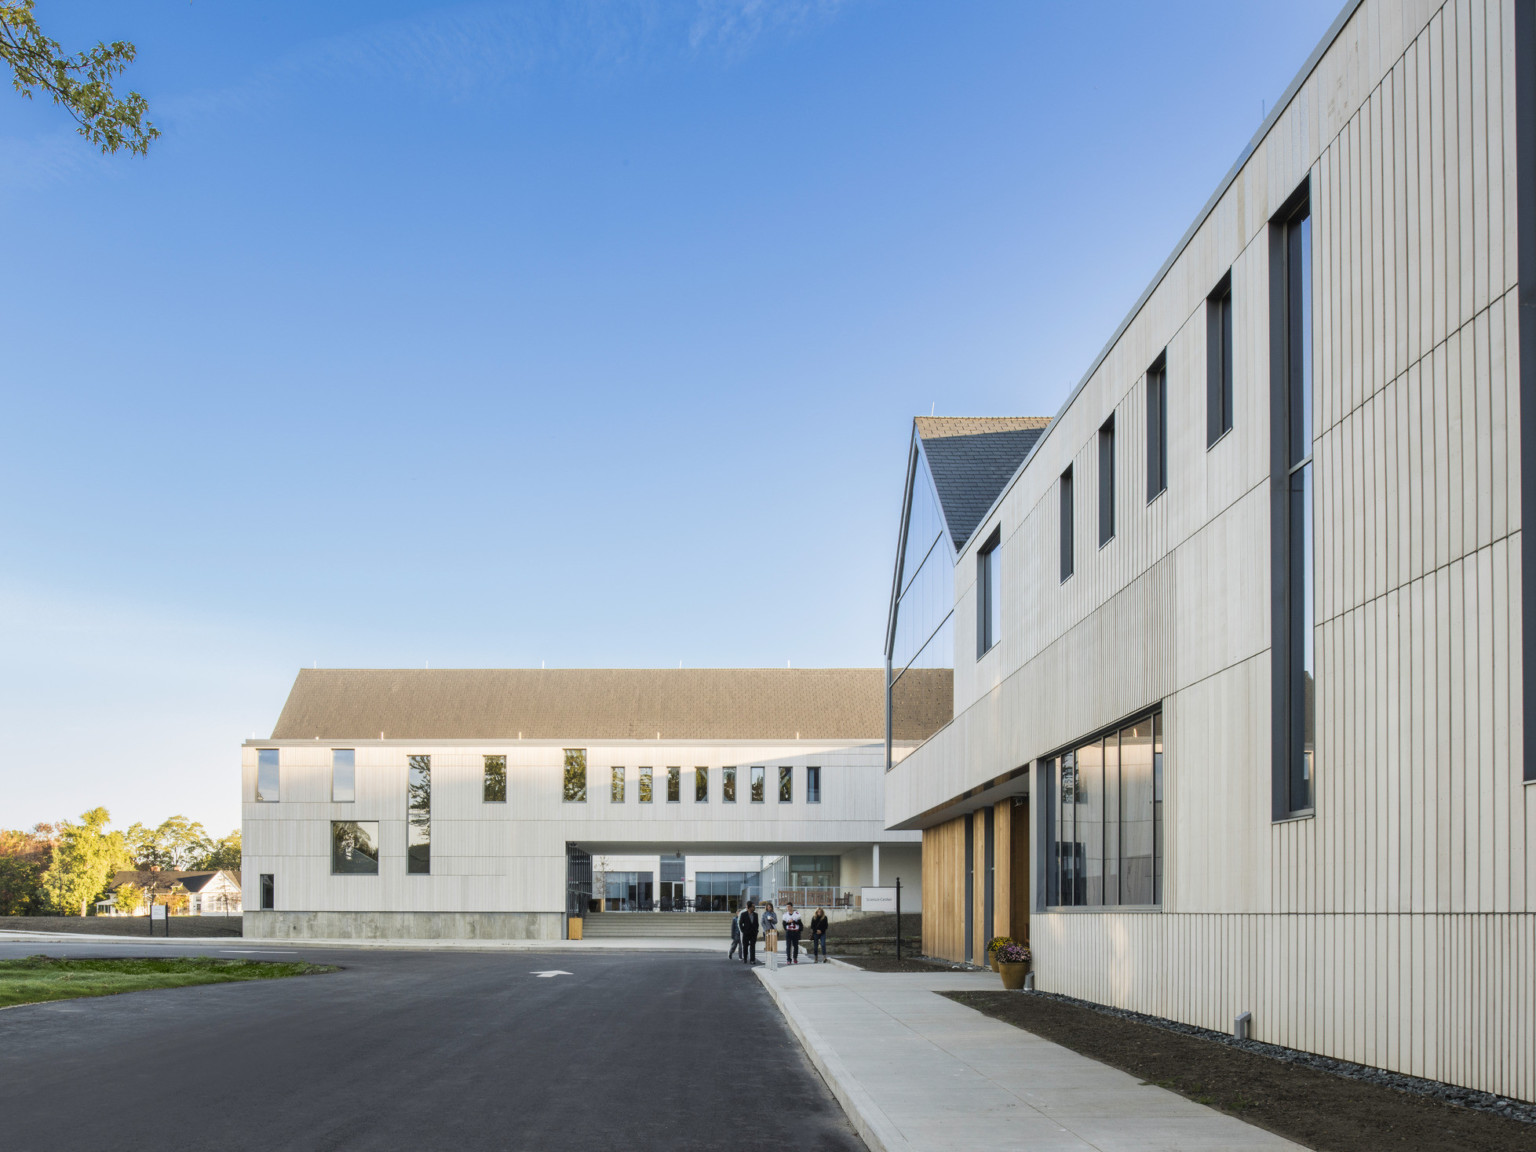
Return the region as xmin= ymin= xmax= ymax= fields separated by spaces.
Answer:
xmin=0 ymin=940 xmax=864 ymax=1152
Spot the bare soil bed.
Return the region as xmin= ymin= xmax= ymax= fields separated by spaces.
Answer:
xmin=946 ymin=990 xmax=1534 ymax=1152
xmin=0 ymin=916 xmax=242 ymax=938
xmin=825 ymin=912 xmax=921 ymax=939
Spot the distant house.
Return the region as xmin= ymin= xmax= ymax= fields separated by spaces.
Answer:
xmin=106 ymin=869 xmax=242 ymax=915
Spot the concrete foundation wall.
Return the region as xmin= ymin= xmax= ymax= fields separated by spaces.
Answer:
xmin=244 ymin=910 xmax=564 ymax=941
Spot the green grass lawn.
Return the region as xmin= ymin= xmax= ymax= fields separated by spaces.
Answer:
xmin=0 ymin=955 xmax=335 ymax=1008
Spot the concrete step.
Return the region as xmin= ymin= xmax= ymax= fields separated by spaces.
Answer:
xmin=581 ymin=913 xmax=735 ymax=938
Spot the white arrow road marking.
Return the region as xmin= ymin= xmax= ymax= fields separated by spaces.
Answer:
xmin=530 ymin=970 xmax=572 ymax=978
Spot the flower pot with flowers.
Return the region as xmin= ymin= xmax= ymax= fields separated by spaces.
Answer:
xmin=984 ymin=937 xmax=1016 ymax=972
xmin=996 ymin=943 xmax=1032 ymax=990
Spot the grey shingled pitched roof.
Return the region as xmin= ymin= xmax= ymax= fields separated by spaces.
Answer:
xmin=269 ymin=667 xmax=952 ymax=743
xmin=914 ymin=417 xmax=1050 ymax=550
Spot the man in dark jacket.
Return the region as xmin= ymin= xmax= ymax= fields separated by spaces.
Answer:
xmin=738 ymin=902 xmax=760 ymax=965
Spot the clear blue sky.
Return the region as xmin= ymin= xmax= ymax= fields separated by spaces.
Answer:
xmin=2 ymin=0 xmax=1344 ymax=836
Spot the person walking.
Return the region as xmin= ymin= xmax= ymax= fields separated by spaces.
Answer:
xmin=729 ymin=905 xmax=741 ymax=960
xmin=761 ymin=902 xmax=779 ymax=956
xmin=809 ymin=907 xmax=829 ymax=963
xmin=738 ymin=901 xmax=760 ymax=966
xmin=782 ymin=903 xmax=803 ymax=964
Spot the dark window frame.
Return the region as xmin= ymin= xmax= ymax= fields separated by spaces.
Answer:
xmin=1269 ymin=179 xmax=1316 ymax=820
xmin=330 ymin=820 xmax=381 ymax=875
xmin=1206 ymin=272 xmax=1234 ymax=447
xmin=407 ymin=754 xmax=431 ymax=875
xmin=806 ymin=764 xmax=821 ymax=804
xmin=666 ymin=766 xmax=681 ymax=803
xmin=778 ymin=765 xmax=792 ymax=803
xmin=722 ymin=765 xmax=737 ymax=802
xmin=976 ymin=527 xmax=1002 ymax=658
xmin=1146 ymin=352 xmax=1168 ymax=502
xmin=695 ymin=766 xmax=709 ymax=803
xmin=1098 ymin=416 xmax=1116 ymax=547
xmin=1059 ymin=467 xmax=1074 ymax=582
xmin=259 ymin=873 xmax=274 ymax=910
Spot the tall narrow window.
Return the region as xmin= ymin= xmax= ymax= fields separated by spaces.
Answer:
xmin=695 ymin=766 xmax=708 ymax=802
xmin=484 ymin=755 xmax=507 ymax=803
xmin=611 ymin=766 xmax=626 ymax=803
xmin=407 ymin=755 xmax=431 ymax=874
xmin=1146 ymin=354 xmax=1168 ymax=500
xmin=1207 ymin=273 xmax=1234 ymax=445
xmin=563 ymin=748 xmax=587 ymax=803
xmin=722 ymin=766 xmax=737 ymax=802
xmin=259 ymin=873 xmax=274 ymax=910
xmin=806 ymin=765 xmax=821 ymax=804
xmin=750 ymin=766 xmax=765 ymax=803
xmin=256 ymin=749 xmax=280 ymax=802
xmin=778 ymin=766 xmax=792 ymax=803
xmin=1271 ymin=186 xmax=1315 ymax=817
xmin=1098 ymin=417 xmax=1115 ymax=546
xmin=1059 ymin=467 xmax=1074 ymax=582
xmin=638 ymin=766 xmax=653 ymax=803
xmin=977 ymin=528 xmax=1001 ymax=657
xmin=666 ymin=766 xmax=681 ymax=802
xmin=332 ymin=749 xmax=355 ymax=803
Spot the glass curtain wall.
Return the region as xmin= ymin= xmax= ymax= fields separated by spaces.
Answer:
xmin=1044 ymin=709 xmax=1163 ymax=908
xmin=695 ymin=872 xmax=759 ymax=913
xmin=887 ymin=441 xmax=955 ymax=766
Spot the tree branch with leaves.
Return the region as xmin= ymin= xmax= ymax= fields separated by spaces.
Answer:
xmin=0 ymin=0 xmax=157 ymax=155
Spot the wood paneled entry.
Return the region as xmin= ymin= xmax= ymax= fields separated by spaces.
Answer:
xmin=921 ymin=795 xmax=1029 ymax=964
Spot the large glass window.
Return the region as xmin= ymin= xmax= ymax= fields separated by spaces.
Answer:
xmin=750 ymin=766 xmax=765 ymax=803
xmin=484 ymin=755 xmax=507 ymax=803
xmin=695 ymin=872 xmax=759 ymax=913
xmin=638 ymin=767 xmax=653 ymax=803
xmin=603 ymin=871 xmax=654 ymax=912
xmin=332 ymin=749 xmax=355 ymax=803
xmin=778 ymin=766 xmax=792 ymax=803
xmin=1207 ymin=273 xmax=1234 ymax=445
xmin=256 ymin=749 xmax=279 ymax=802
xmin=806 ymin=765 xmax=821 ymax=804
xmin=694 ymin=766 xmax=708 ymax=802
xmin=331 ymin=820 xmax=379 ymax=875
xmin=407 ymin=755 xmax=431 ymax=874
xmin=1043 ymin=708 xmax=1163 ymax=908
xmin=563 ymin=748 xmax=587 ymax=803
xmin=611 ymin=766 xmax=625 ymax=803
xmin=722 ymin=766 xmax=737 ymax=802
xmin=887 ymin=440 xmax=956 ymax=770
xmin=1274 ymin=188 xmax=1315 ymax=816
xmin=666 ymin=766 xmax=681 ymax=803
xmin=977 ymin=529 xmax=1001 ymax=657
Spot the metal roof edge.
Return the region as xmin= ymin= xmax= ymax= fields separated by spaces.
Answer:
xmin=953 ymin=0 xmax=1369 ymax=561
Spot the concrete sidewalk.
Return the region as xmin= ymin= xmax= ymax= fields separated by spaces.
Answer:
xmin=756 ymin=962 xmax=1303 ymax=1152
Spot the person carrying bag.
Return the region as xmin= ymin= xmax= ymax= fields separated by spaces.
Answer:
xmin=782 ymin=903 xmax=803 ymax=964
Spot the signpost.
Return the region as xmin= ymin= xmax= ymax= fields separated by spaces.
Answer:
xmin=150 ymin=902 xmax=167 ymax=937
xmin=862 ymin=882 xmax=904 ymax=961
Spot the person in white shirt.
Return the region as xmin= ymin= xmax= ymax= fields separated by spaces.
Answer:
xmin=782 ymin=904 xmax=804 ymax=964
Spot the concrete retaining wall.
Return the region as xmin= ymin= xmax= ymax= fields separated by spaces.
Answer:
xmin=243 ymin=910 xmax=564 ymax=941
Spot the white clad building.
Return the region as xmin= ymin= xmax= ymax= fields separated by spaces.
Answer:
xmin=885 ymin=0 xmax=1536 ymax=1105
xmin=243 ymin=668 xmax=942 ymax=940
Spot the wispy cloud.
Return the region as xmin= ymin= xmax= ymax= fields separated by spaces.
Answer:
xmin=160 ymin=0 xmax=859 ymax=128
xmin=0 ymin=133 xmax=108 ymax=194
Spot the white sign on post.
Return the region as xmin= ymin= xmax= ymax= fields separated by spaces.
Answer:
xmin=862 ymin=887 xmax=898 ymax=913
xmin=150 ymin=904 xmax=167 ymax=920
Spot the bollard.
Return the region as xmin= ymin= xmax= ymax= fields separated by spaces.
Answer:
xmin=1233 ymin=1011 xmax=1252 ymax=1040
